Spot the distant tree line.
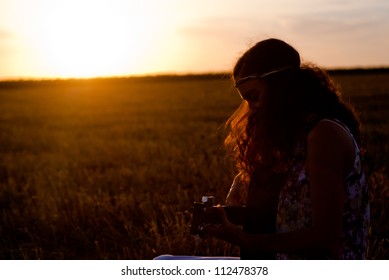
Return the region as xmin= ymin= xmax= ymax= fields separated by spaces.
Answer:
xmin=1 ymin=67 xmax=389 ymax=88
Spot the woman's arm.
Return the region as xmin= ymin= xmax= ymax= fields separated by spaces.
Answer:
xmin=225 ymin=172 xmax=247 ymax=206
xmin=206 ymin=121 xmax=354 ymax=256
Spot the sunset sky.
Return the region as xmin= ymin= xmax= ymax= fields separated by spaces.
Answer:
xmin=1 ymin=0 xmax=388 ymax=80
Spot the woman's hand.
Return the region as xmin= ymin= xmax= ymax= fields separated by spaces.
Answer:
xmin=201 ymin=205 xmax=242 ymax=245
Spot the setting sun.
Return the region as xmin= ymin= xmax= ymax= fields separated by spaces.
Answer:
xmin=3 ymin=0 xmax=198 ymax=79
xmin=32 ymin=1 xmax=153 ymax=78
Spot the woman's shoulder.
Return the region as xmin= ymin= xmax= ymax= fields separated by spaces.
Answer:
xmin=307 ymin=118 xmax=354 ymax=146
xmin=307 ymin=118 xmax=355 ymax=175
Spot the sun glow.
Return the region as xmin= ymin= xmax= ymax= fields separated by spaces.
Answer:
xmin=31 ymin=1 xmax=154 ymax=78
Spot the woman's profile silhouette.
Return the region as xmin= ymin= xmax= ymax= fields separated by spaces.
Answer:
xmin=155 ymin=38 xmax=369 ymax=260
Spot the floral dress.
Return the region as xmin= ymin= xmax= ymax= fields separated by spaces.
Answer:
xmin=276 ymin=119 xmax=370 ymax=259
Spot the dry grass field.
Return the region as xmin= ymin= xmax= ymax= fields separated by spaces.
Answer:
xmin=0 ymin=71 xmax=388 ymax=259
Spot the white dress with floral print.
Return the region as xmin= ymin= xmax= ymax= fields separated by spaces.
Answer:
xmin=276 ymin=119 xmax=370 ymax=259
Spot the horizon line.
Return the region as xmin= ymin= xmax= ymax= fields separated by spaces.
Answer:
xmin=1 ymin=66 xmax=389 ymax=83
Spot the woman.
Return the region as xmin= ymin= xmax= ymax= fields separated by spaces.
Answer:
xmin=204 ymin=38 xmax=370 ymax=259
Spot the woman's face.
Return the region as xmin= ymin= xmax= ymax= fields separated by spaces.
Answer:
xmin=235 ymin=76 xmax=268 ymax=111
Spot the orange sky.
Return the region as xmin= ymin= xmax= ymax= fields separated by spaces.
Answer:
xmin=1 ymin=0 xmax=389 ymax=80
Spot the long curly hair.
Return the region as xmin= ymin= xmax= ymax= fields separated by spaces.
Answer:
xmin=224 ymin=39 xmax=361 ymax=186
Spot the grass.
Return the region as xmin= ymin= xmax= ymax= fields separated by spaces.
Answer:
xmin=0 ymin=73 xmax=388 ymax=259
